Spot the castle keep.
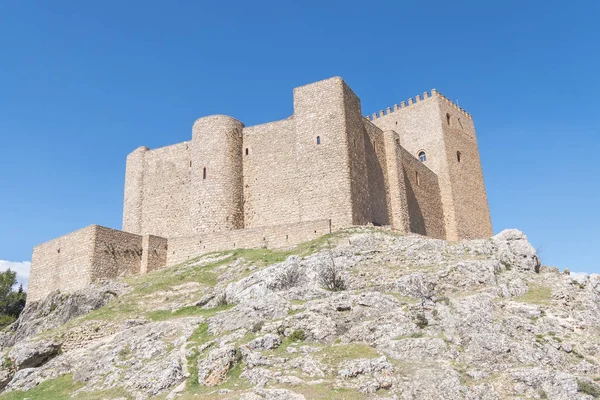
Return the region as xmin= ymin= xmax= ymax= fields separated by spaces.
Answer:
xmin=28 ymin=77 xmax=492 ymax=303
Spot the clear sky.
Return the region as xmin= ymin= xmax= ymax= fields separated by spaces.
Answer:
xmin=1 ymin=1 xmax=599 ymax=286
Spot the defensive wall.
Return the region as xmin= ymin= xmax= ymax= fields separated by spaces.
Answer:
xmin=27 ymin=220 xmax=330 ymax=302
xmin=28 ymin=225 xmax=167 ymax=303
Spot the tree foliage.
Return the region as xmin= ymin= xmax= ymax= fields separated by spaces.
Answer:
xmin=0 ymin=269 xmax=26 ymax=329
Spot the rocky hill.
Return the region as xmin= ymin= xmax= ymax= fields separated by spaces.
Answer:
xmin=0 ymin=228 xmax=599 ymax=400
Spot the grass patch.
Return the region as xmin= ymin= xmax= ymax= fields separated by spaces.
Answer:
xmin=578 ymin=379 xmax=600 ymax=397
xmin=146 ymin=303 xmax=234 ymax=322
xmin=318 ymin=343 xmax=379 ymax=367
xmin=289 ymin=329 xmax=306 ymax=342
xmin=515 ymin=284 xmax=552 ymax=305
xmin=393 ymin=332 xmax=424 ymax=340
xmin=0 ymin=374 xmax=134 ymax=400
xmin=284 ymin=383 xmax=367 ymax=400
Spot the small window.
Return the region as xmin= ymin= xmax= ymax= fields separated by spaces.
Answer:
xmin=203 ymin=167 xmax=207 ymax=179
xmin=415 ymin=171 xmax=420 ymax=186
xmin=457 ymin=151 xmax=462 ymax=163
xmin=189 ymin=160 xmax=192 ymax=167
xmin=446 ymin=113 xmax=451 ymax=125
xmin=418 ymin=151 xmax=427 ymax=162
xmin=245 ymin=148 xmax=249 ymax=156
xmin=316 ymin=136 xmax=321 ymax=145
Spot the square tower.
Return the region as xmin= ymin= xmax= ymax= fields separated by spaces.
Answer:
xmin=371 ymin=91 xmax=492 ymax=240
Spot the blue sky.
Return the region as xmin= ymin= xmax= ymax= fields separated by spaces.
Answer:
xmin=1 ymin=0 xmax=599 ymax=284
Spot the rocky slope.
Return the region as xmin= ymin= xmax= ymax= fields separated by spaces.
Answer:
xmin=0 ymin=228 xmax=599 ymax=400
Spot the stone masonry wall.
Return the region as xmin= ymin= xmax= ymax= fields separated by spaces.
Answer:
xmin=28 ymin=226 xmax=169 ymax=304
xmin=243 ymin=118 xmax=300 ymax=228
xmin=437 ymin=99 xmax=493 ymax=240
xmin=401 ymin=148 xmax=446 ymax=239
xmin=141 ymin=235 xmax=168 ymax=274
xmin=140 ymin=142 xmax=192 ymax=238
xmin=89 ymin=226 xmax=144 ymax=281
xmin=382 ymin=130 xmax=410 ymax=232
xmin=29 ymin=225 xmax=96 ymax=303
xmin=167 ymin=219 xmax=332 ymax=266
xmin=362 ymin=119 xmax=391 ymax=226
xmin=293 ymin=78 xmax=355 ymax=230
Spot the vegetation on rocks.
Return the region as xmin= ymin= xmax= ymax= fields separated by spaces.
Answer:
xmin=0 ymin=228 xmax=598 ymax=399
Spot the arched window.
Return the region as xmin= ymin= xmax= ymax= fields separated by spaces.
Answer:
xmin=446 ymin=113 xmax=451 ymax=125
xmin=203 ymin=167 xmax=207 ymax=179
xmin=316 ymin=136 xmax=321 ymax=145
xmin=457 ymin=151 xmax=462 ymax=163
xmin=418 ymin=151 xmax=427 ymax=162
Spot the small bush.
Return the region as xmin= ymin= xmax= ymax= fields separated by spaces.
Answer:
xmin=318 ymin=264 xmax=346 ymax=292
xmin=415 ymin=313 xmax=428 ymax=329
xmin=269 ymin=265 xmax=302 ymax=291
xmin=578 ymin=379 xmax=600 ymax=397
xmin=289 ymin=329 xmax=306 ymax=342
xmin=216 ymin=293 xmax=228 ymax=307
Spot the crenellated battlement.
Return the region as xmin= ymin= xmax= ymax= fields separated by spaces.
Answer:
xmin=364 ymin=89 xmax=472 ymax=121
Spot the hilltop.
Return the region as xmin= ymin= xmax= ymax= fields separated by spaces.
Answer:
xmin=0 ymin=228 xmax=598 ymax=400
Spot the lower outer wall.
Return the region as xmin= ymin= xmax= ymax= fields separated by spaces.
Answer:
xmin=27 ymin=226 xmax=165 ymax=304
xmin=167 ymin=219 xmax=332 ymax=266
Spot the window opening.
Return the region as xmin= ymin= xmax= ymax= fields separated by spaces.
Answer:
xmin=415 ymin=171 xmax=420 ymax=186
xmin=457 ymin=151 xmax=462 ymax=163
xmin=203 ymin=167 xmax=207 ymax=179
xmin=317 ymin=136 xmax=321 ymax=145
xmin=446 ymin=113 xmax=451 ymax=125
xmin=418 ymin=151 xmax=427 ymax=162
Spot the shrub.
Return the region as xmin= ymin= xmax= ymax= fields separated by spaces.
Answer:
xmin=578 ymin=379 xmax=600 ymax=397
xmin=415 ymin=313 xmax=428 ymax=329
xmin=269 ymin=265 xmax=302 ymax=291
xmin=215 ymin=293 xmax=228 ymax=307
xmin=318 ymin=263 xmax=346 ymax=291
xmin=289 ymin=329 xmax=306 ymax=342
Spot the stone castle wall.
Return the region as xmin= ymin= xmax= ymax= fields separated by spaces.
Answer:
xmin=28 ymin=226 xmax=167 ymax=302
xmin=167 ymin=219 xmax=331 ymax=266
xmin=243 ymin=118 xmax=300 ymax=228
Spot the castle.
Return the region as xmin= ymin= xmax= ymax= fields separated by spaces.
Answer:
xmin=27 ymin=77 xmax=492 ymax=303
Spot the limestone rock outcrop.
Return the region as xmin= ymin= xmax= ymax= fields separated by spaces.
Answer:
xmin=0 ymin=228 xmax=598 ymax=399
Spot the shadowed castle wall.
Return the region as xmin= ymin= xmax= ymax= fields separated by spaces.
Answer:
xmin=400 ymin=148 xmax=446 ymax=239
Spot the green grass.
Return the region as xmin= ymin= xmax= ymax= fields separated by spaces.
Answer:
xmin=146 ymin=303 xmax=234 ymax=322
xmin=318 ymin=343 xmax=380 ymax=367
xmin=578 ymin=379 xmax=600 ymax=397
xmin=280 ymin=383 xmax=367 ymax=400
xmin=0 ymin=374 xmax=135 ymax=400
xmin=515 ymin=284 xmax=552 ymax=305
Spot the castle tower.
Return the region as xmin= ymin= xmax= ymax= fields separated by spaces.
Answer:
xmin=122 ymin=146 xmax=148 ymax=234
xmin=293 ymin=77 xmax=371 ymax=230
xmin=371 ymin=91 xmax=492 ymax=240
xmin=190 ymin=115 xmax=245 ymax=233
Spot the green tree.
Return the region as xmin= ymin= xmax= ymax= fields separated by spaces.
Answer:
xmin=0 ymin=269 xmax=27 ymax=329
